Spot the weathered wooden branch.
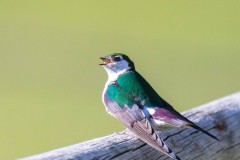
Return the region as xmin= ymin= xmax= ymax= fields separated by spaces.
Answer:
xmin=19 ymin=92 xmax=240 ymax=160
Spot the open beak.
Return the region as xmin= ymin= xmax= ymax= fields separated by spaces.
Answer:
xmin=99 ymin=57 xmax=112 ymax=65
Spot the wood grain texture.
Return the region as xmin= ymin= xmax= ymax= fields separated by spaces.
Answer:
xmin=19 ymin=92 xmax=240 ymax=160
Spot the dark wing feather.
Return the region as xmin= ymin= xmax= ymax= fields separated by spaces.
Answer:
xmin=107 ymin=102 xmax=179 ymax=160
xmin=158 ymin=99 xmax=220 ymax=141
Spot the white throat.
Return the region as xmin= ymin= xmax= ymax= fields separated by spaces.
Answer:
xmin=104 ymin=67 xmax=127 ymax=82
xmin=103 ymin=60 xmax=130 ymax=82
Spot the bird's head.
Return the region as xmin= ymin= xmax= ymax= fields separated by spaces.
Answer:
xmin=100 ymin=53 xmax=135 ymax=80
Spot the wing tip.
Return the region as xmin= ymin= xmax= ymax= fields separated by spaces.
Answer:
xmin=175 ymin=155 xmax=182 ymax=160
xmin=168 ymin=153 xmax=181 ymax=160
xmin=167 ymin=148 xmax=181 ymax=160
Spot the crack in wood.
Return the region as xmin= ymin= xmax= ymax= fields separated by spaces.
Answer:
xmin=163 ymin=129 xmax=187 ymax=141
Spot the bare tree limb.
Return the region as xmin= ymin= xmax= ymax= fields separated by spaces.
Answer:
xmin=19 ymin=92 xmax=240 ymax=160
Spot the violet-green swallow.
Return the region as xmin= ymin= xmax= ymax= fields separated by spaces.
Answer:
xmin=100 ymin=53 xmax=219 ymax=160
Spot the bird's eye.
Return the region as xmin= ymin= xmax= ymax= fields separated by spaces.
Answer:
xmin=113 ymin=56 xmax=121 ymax=62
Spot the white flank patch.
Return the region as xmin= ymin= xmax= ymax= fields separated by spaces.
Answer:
xmin=152 ymin=119 xmax=166 ymax=126
xmin=147 ymin=108 xmax=156 ymax=115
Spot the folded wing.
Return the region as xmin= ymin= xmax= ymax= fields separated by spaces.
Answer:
xmin=106 ymin=101 xmax=180 ymax=160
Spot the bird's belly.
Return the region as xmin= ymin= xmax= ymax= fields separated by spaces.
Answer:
xmin=102 ymin=91 xmax=124 ymax=117
xmin=102 ymin=96 xmax=115 ymax=116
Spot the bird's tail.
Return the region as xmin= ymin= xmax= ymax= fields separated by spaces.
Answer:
xmin=167 ymin=106 xmax=220 ymax=141
xmin=189 ymin=124 xmax=220 ymax=141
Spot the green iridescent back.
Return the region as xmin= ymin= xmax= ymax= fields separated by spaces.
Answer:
xmin=105 ymin=71 xmax=162 ymax=108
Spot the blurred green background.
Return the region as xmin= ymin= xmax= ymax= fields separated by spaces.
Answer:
xmin=0 ymin=1 xmax=239 ymax=159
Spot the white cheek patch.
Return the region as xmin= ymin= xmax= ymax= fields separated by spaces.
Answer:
xmin=116 ymin=60 xmax=130 ymax=71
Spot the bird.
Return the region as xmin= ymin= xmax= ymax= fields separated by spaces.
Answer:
xmin=100 ymin=53 xmax=219 ymax=160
